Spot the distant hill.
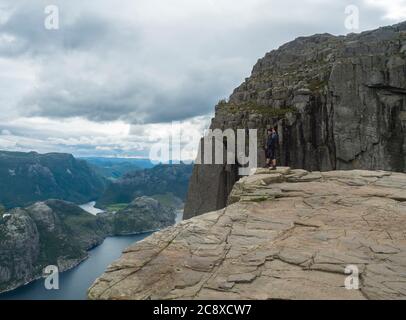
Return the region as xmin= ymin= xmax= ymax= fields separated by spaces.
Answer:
xmin=81 ymin=157 xmax=154 ymax=180
xmin=0 ymin=197 xmax=175 ymax=293
xmin=96 ymin=163 xmax=193 ymax=207
xmin=0 ymin=200 xmax=109 ymax=293
xmin=0 ymin=151 xmax=106 ymax=209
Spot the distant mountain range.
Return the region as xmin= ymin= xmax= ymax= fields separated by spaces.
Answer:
xmin=81 ymin=157 xmax=155 ymax=180
xmin=96 ymin=163 xmax=193 ymax=208
xmin=0 ymin=151 xmax=106 ymax=209
xmin=0 ymin=150 xmax=191 ymax=294
xmin=0 ymin=151 xmax=193 ymax=212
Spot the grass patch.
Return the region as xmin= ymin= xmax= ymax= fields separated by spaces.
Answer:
xmin=151 ymin=193 xmax=182 ymax=209
xmin=218 ymin=101 xmax=297 ymax=118
xmin=242 ymin=196 xmax=269 ymax=203
xmin=308 ymin=79 xmax=328 ymax=92
xmin=105 ymin=203 xmax=129 ymax=213
xmin=249 ymin=197 xmax=269 ymax=202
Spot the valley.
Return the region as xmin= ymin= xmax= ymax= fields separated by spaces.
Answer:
xmin=0 ymin=151 xmax=193 ymax=296
xmin=1 ymin=17 xmax=405 ymax=301
xmin=0 ymin=233 xmax=151 ymax=300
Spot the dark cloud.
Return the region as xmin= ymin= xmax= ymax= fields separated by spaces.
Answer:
xmin=0 ymin=0 xmax=404 ymax=156
xmin=0 ymin=1 xmax=132 ymax=55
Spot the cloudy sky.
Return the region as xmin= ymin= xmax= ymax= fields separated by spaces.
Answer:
xmin=0 ymin=0 xmax=405 ymax=159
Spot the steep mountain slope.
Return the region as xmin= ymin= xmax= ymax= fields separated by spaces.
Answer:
xmin=111 ymin=197 xmax=176 ymax=235
xmin=0 ymin=151 xmax=106 ymax=209
xmin=89 ymin=168 xmax=406 ymax=300
xmin=185 ymin=21 xmax=406 ymax=219
xmin=97 ymin=163 xmax=193 ymax=207
xmin=0 ymin=197 xmax=176 ymax=294
xmin=0 ymin=200 xmax=110 ymax=293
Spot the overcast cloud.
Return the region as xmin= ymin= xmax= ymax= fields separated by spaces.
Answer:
xmin=0 ymin=0 xmax=405 ymax=158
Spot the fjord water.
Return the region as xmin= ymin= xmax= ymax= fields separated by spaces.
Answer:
xmin=79 ymin=201 xmax=104 ymax=215
xmin=0 ymin=202 xmax=184 ymax=300
xmin=0 ymin=233 xmax=152 ymax=300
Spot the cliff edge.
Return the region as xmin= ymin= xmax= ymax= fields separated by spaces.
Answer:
xmin=184 ymin=21 xmax=406 ymax=219
xmin=88 ymin=168 xmax=406 ymax=300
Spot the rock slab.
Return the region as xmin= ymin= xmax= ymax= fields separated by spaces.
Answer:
xmin=88 ymin=169 xmax=406 ymax=300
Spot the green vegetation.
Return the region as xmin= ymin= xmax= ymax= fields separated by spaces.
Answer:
xmin=112 ymin=197 xmax=176 ymax=235
xmin=151 ymin=193 xmax=183 ymax=209
xmin=247 ymin=105 xmax=297 ymax=117
xmin=217 ymin=99 xmax=228 ymax=107
xmin=105 ymin=194 xmax=182 ymax=214
xmin=97 ymin=163 xmax=193 ymax=208
xmin=0 ymin=204 xmax=4 ymax=215
xmin=218 ymin=101 xmax=297 ymax=118
xmin=244 ymin=196 xmax=269 ymax=203
xmin=82 ymin=157 xmax=154 ymax=180
xmin=0 ymin=151 xmax=106 ymax=209
xmin=308 ymin=78 xmax=328 ymax=92
xmin=106 ymin=203 xmax=129 ymax=213
xmin=36 ymin=223 xmax=85 ymax=266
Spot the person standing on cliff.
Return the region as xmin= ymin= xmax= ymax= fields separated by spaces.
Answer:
xmin=265 ymin=127 xmax=279 ymax=170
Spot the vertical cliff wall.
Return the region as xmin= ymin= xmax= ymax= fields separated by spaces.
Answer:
xmin=184 ymin=21 xmax=406 ymax=220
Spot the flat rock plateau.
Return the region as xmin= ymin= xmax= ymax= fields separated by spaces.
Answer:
xmin=88 ymin=168 xmax=406 ymax=300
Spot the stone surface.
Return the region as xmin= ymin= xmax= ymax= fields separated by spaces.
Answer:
xmin=184 ymin=21 xmax=406 ymax=219
xmin=88 ymin=169 xmax=406 ymax=300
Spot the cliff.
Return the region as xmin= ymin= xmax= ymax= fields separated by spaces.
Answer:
xmin=0 ymin=151 xmax=106 ymax=209
xmin=184 ymin=21 xmax=406 ymax=219
xmin=0 ymin=200 xmax=109 ymax=293
xmin=0 ymin=197 xmax=176 ymax=294
xmin=88 ymin=168 xmax=406 ymax=300
xmin=100 ymin=196 xmax=176 ymax=235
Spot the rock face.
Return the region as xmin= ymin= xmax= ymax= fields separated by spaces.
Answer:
xmin=112 ymin=197 xmax=176 ymax=235
xmin=184 ymin=160 xmax=238 ymax=220
xmin=0 ymin=200 xmax=110 ymax=293
xmin=184 ymin=21 xmax=406 ymax=219
xmin=0 ymin=209 xmax=40 ymax=293
xmin=88 ymin=168 xmax=406 ymax=300
xmin=0 ymin=196 xmax=176 ymax=294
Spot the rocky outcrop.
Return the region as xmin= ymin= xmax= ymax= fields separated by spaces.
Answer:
xmin=111 ymin=197 xmax=176 ymax=235
xmin=183 ymin=159 xmax=238 ymax=220
xmin=0 ymin=196 xmax=177 ymax=294
xmin=184 ymin=21 xmax=406 ymax=219
xmin=88 ymin=168 xmax=406 ymax=300
xmin=0 ymin=208 xmax=41 ymax=294
xmin=0 ymin=200 xmax=109 ymax=293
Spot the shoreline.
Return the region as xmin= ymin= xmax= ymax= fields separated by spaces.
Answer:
xmin=0 ymin=255 xmax=89 ymax=296
xmin=0 ymin=229 xmax=163 ymax=296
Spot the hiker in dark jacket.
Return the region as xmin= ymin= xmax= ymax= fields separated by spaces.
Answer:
xmin=265 ymin=127 xmax=279 ymax=170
